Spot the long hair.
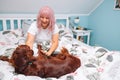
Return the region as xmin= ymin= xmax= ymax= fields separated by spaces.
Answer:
xmin=37 ymin=6 xmax=55 ymax=32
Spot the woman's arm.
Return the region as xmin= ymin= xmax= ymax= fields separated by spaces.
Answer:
xmin=25 ymin=33 xmax=35 ymax=49
xmin=45 ymin=33 xmax=59 ymax=56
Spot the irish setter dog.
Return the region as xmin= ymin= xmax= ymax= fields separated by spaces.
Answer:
xmin=0 ymin=45 xmax=81 ymax=78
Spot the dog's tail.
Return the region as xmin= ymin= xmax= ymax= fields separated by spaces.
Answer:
xmin=61 ymin=47 xmax=69 ymax=55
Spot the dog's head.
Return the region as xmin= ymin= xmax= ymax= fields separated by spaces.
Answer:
xmin=11 ymin=45 xmax=34 ymax=69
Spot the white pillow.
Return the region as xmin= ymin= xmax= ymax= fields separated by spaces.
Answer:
xmin=0 ymin=29 xmax=24 ymax=50
xmin=57 ymin=23 xmax=73 ymax=42
xmin=57 ymin=24 xmax=65 ymax=34
xmin=22 ymin=20 xmax=33 ymax=37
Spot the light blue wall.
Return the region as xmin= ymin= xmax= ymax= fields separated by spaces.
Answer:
xmin=89 ymin=0 xmax=120 ymax=51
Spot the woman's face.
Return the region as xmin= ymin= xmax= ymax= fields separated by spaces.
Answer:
xmin=40 ymin=15 xmax=50 ymax=29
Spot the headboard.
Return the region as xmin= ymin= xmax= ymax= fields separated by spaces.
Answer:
xmin=0 ymin=14 xmax=69 ymax=31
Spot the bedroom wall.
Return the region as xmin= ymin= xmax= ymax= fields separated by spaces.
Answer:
xmin=69 ymin=16 xmax=88 ymax=29
xmin=88 ymin=0 xmax=120 ymax=51
xmin=0 ymin=0 xmax=71 ymax=14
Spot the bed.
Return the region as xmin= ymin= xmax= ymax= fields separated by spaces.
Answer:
xmin=0 ymin=14 xmax=120 ymax=80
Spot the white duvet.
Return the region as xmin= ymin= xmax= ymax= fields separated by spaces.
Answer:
xmin=0 ymin=28 xmax=120 ymax=80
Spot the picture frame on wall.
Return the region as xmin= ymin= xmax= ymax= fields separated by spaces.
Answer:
xmin=114 ymin=0 xmax=120 ymax=10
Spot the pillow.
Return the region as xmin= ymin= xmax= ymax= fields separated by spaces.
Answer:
xmin=0 ymin=29 xmax=23 ymax=37
xmin=22 ymin=20 xmax=33 ymax=37
xmin=0 ymin=45 xmax=16 ymax=56
xmin=57 ymin=23 xmax=73 ymax=41
xmin=57 ymin=24 xmax=65 ymax=35
xmin=0 ymin=29 xmax=23 ymax=48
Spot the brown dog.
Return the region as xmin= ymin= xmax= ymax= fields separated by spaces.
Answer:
xmin=0 ymin=45 xmax=81 ymax=78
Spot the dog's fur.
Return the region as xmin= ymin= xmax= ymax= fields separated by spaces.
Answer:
xmin=0 ymin=45 xmax=81 ymax=78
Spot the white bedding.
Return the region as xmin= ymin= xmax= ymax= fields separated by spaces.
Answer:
xmin=0 ymin=19 xmax=120 ymax=80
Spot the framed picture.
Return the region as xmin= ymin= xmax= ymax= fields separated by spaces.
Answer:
xmin=114 ymin=0 xmax=120 ymax=10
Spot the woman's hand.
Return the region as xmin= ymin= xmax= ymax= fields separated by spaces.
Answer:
xmin=40 ymin=50 xmax=51 ymax=56
xmin=45 ymin=52 xmax=52 ymax=56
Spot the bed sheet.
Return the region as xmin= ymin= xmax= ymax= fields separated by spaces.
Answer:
xmin=0 ymin=28 xmax=120 ymax=80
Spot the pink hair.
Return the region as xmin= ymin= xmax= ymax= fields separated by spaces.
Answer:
xmin=37 ymin=6 xmax=55 ymax=32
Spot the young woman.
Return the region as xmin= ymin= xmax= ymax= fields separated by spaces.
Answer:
xmin=25 ymin=6 xmax=59 ymax=56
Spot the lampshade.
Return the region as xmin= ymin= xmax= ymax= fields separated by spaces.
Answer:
xmin=74 ymin=17 xmax=80 ymax=24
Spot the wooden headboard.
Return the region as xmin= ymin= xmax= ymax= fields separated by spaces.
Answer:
xmin=0 ymin=14 xmax=69 ymax=31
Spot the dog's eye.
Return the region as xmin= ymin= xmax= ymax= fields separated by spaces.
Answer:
xmin=25 ymin=55 xmax=28 ymax=58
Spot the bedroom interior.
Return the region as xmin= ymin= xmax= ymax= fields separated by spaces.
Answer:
xmin=0 ymin=0 xmax=120 ymax=80
xmin=0 ymin=0 xmax=120 ymax=51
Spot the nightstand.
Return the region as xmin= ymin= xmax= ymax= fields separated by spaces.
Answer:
xmin=72 ymin=30 xmax=92 ymax=45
